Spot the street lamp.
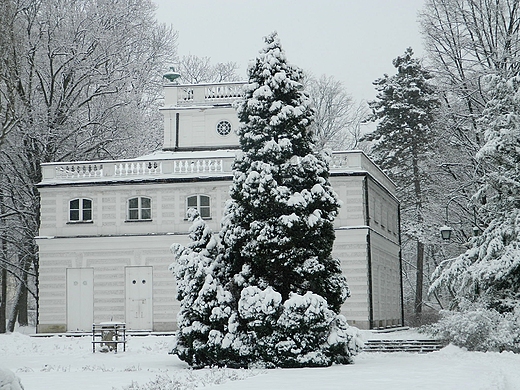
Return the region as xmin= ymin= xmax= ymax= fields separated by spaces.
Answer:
xmin=439 ymin=225 xmax=453 ymax=240
xmin=439 ymin=195 xmax=466 ymax=241
xmin=439 ymin=195 xmax=481 ymax=241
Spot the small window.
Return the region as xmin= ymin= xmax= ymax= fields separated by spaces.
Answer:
xmin=216 ymin=120 xmax=232 ymax=136
xmin=69 ymin=198 xmax=92 ymax=222
xmin=186 ymin=195 xmax=211 ymax=219
xmin=128 ymin=197 xmax=152 ymax=221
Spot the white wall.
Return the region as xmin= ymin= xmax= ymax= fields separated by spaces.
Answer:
xmin=37 ymin=170 xmax=402 ymax=332
xmin=162 ymin=106 xmax=240 ymax=150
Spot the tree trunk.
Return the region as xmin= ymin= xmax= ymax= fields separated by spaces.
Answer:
xmin=414 ymin=240 xmax=424 ymax=318
xmin=7 ymin=281 xmax=24 ymax=332
xmin=0 ymin=175 xmax=6 ymax=333
xmin=17 ymin=274 xmax=28 ymax=326
xmin=0 ymin=267 xmax=6 ymax=333
xmin=412 ymin=151 xmax=424 ymax=320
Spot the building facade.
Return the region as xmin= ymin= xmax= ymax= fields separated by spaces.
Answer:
xmin=36 ymin=81 xmax=403 ymax=333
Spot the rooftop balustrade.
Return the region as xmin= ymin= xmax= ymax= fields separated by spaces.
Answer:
xmin=163 ymin=81 xmax=246 ymax=107
xmin=39 ymin=151 xmax=395 ymax=193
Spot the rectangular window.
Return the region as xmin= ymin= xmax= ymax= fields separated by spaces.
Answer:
xmin=70 ymin=199 xmax=80 ymax=221
xmin=199 ymin=195 xmax=210 ymax=218
xmin=141 ymin=197 xmax=151 ymax=220
xmin=69 ymin=198 xmax=92 ymax=222
xmin=128 ymin=197 xmax=152 ymax=221
xmin=82 ymin=199 xmax=92 ymax=221
xmin=186 ymin=194 xmax=211 ymax=219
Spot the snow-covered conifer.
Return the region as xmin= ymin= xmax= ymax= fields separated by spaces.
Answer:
xmin=430 ymin=75 xmax=520 ymax=311
xmin=169 ymin=209 xmax=232 ymax=367
xmin=364 ymin=48 xmax=439 ymax=317
xmin=216 ymin=32 xmax=356 ymax=367
xmin=222 ymin=31 xmax=349 ymax=312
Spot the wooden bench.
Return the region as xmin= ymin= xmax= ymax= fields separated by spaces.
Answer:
xmin=92 ymin=322 xmax=127 ymax=353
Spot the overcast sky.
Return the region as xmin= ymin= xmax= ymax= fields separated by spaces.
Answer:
xmin=154 ymin=0 xmax=425 ymax=103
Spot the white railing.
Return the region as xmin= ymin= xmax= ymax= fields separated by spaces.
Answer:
xmin=173 ymin=82 xmax=245 ymax=106
xmin=55 ymin=164 xmax=104 ymax=179
xmin=114 ymin=161 xmax=162 ymax=176
xmin=173 ymin=159 xmax=224 ymax=173
xmin=42 ymin=151 xmax=394 ymax=194
xmin=205 ymin=84 xmax=243 ymax=100
xmin=42 ymin=156 xmax=235 ymax=183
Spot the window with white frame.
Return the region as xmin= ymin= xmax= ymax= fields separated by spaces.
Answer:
xmin=128 ymin=196 xmax=152 ymax=221
xmin=69 ymin=198 xmax=92 ymax=222
xmin=186 ymin=194 xmax=211 ymax=219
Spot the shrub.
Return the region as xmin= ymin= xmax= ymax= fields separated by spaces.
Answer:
xmin=423 ymin=306 xmax=520 ymax=352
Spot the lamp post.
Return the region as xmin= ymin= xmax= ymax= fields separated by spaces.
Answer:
xmin=439 ymin=195 xmax=474 ymax=241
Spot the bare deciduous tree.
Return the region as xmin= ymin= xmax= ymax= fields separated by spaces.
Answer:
xmin=0 ymin=0 xmax=178 ymax=331
xmin=176 ymin=54 xmax=241 ymax=84
xmin=306 ymin=75 xmax=369 ymax=152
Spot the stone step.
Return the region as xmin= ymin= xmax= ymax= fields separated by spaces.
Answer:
xmin=363 ymin=339 xmax=445 ymax=353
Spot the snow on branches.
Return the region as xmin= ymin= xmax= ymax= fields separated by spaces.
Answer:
xmin=430 ymin=75 xmax=520 ymax=311
xmin=170 ymin=32 xmax=360 ymax=369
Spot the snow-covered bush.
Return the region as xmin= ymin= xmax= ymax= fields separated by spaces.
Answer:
xmin=0 ymin=367 xmax=24 ymax=390
xmin=423 ymin=304 xmax=520 ymax=352
xmin=224 ymin=287 xmax=362 ymax=368
xmin=270 ymin=292 xmax=347 ymax=367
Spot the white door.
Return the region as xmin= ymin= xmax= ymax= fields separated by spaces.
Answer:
xmin=125 ymin=266 xmax=153 ymax=330
xmin=66 ymin=268 xmax=94 ymax=332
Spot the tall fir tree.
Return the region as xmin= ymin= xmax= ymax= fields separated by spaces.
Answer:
xmin=363 ymin=48 xmax=440 ymax=319
xmin=217 ymin=32 xmax=358 ymax=367
xmin=221 ymin=32 xmax=349 ymax=313
xmin=430 ymin=75 xmax=520 ymax=311
xmin=171 ymin=32 xmax=362 ymax=369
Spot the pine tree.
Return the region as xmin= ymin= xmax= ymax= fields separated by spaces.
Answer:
xmin=217 ymin=32 xmax=357 ymax=367
xmin=222 ymin=32 xmax=349 ymax=312
xmin=363 ymin=48 xmax=440 ymax=319
xmin=430 ymin=75 xmax=520 ymax=311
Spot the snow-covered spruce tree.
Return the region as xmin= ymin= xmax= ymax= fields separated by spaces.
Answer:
xmin=363 ymin=48 xmax=439 ymax=319
xmin=169 ymin=209 xmax=233 ymax=368
xmin=430 ymin=75 xmax=520 ymax=313
xmin=217 ymin=32 xmax=358 ymax=367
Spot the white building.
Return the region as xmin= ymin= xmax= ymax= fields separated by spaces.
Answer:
xmin=36 ymin=81 xmax=403 ymax=333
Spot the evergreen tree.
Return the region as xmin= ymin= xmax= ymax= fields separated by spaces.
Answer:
xmin=169 ymin=209 xmax=232 ymax=368
xmin=217 ymin=32 xmax=358 ymax=367
xmin=222 ymin=32 xmax=349 ymax=312
xmin=171 ymin=32 xmax=362 ymax=369
xmin=363 ymin=48 xmax=440 ymax=319
xmin=430 ymin=75 xmax=520 ymax=311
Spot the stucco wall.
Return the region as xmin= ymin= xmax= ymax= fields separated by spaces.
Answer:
xmin=162 ymin=106 xmax=240 ymax=150
xmin=38 ymin=229 xmax=378 ymax=332
xmin=39 ymin=180 xmax=233 ymax=238
xmin=37 ymin=235 xmax=184 ymax=333
xmin=37 ymin=169 xmax=402 ymax=332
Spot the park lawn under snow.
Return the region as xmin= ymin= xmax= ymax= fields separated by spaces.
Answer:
xmin=1 ymin=329 xmax=520 ymax=390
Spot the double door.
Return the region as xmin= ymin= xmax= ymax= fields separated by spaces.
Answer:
xmin=66 ymin=266 xmax=153 ymax=331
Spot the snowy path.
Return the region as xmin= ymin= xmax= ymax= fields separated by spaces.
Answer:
xmin=1 ymin=331 xmax=520 ymax=389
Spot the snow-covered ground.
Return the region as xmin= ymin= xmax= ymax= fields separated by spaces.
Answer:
xmin=1 ymin=328 xmax=520 ymax=390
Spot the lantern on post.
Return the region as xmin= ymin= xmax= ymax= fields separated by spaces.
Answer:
xmin=439 ymin=225 xmax=453 ymax=241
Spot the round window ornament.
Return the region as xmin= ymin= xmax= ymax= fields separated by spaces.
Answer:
xmin=216 ymin=120 xmax=232 ymax=136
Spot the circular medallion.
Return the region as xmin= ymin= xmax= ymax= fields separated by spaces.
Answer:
xmin=216 ymin=120 xmax=232 ymax=136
